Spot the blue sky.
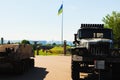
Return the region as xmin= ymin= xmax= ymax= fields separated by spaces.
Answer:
xmin=0 ymin=0 xmax=119 ymax=41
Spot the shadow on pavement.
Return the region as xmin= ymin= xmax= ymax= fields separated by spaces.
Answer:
xmin=0 ymin=67 xmax=49 ymax=80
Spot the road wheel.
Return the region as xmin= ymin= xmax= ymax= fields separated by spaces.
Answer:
xmin=71 ymin=61 xmax=79 ymax=80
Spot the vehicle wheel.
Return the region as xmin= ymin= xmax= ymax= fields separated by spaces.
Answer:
xmin=105 ymin=66 xmax=112 ymax=80
xmin=71 ymin=61 xmax=79 ymax=80
xmin=112 ymin=63 xmax=120 ymax=79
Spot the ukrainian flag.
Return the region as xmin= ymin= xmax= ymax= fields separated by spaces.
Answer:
xmin=58 ymin=4 xmax=63 ymax=15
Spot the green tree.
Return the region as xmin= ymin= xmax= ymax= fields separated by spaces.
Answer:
xmin=102 ymin=11 xmax=120 ymax=47
xmin=52 ymin=43 xmax=57 ymax=46
xmin=21 ymin=39 xmax=30 ymax=44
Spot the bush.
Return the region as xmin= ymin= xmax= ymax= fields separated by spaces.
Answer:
xmin=50 ymin=46 xmax=63 ymax=54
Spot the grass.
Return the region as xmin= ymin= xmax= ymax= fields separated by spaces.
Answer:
xmin=35 ymin=50 xmax=59 ymax=56
xmin=34 ymin=46 xmax=71 ymax=56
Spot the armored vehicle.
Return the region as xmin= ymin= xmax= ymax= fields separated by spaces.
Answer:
xmin=0 ymin=44 xmax=34 ymax=74
xmin=71 ymin=24 xmax=120 ymax=80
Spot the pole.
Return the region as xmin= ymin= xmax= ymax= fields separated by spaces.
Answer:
xmin=61 ymin=1 xmax=63 ymax=45
xmin=64 ymin=40 xmax=66 ymax=55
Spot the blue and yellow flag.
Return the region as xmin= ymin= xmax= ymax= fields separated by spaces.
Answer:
xmin=58 ymin=4 xmax=63 ymax=15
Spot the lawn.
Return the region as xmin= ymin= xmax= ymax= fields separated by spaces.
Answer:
xmin=34 ymin=46 xmax=71 ymax=56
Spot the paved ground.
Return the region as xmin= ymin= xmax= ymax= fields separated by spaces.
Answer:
xmin=0 ymin=56 xmax=72 ymax=80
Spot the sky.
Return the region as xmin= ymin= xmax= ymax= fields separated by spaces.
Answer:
xmin=0 ymin=0 xmax=120 ymax=41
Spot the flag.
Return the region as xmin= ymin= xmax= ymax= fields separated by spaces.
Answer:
xmin=58 ymin=4 xmax=63 ymax=15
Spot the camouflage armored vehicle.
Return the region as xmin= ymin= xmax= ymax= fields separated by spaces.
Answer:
xmin=0 ymin=43 xmax=34 ymax=74
xmin=71 ymin=24 xmax=120 ymax=80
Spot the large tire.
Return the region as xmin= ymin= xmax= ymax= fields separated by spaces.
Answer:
xmin=105 ymin=66 xmax=112 ymax=80
xmin=71 ymin=61 xmax=79 ymax=80
xmin=112 ymin=63 xmax=120 ymax=79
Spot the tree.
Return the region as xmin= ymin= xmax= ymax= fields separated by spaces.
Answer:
xmin=21 ymin=39 xmax=30 ymax=44
xmin=102 ymin=11 xmax=120 ymax=47
xmin=7 ymin=40 xmax=10 ymax=44
xmin=52 ymin=43 xmax=57 ymax=46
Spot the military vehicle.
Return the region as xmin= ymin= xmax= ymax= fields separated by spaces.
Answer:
xmin=71 ymin=24 xmax=120 ymax=80
xmin=0 ymin=42 xmax=34 ymax=74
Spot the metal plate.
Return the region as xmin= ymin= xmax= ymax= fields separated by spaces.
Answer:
xmin=94 ymin=60 xmax=105 ymax=69
xmin=72 ymin=55 xmax=83 ymax=61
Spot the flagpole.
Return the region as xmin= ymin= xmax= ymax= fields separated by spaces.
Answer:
xmin=61 ymin=0 xmax=63 ymax=46
xmin=58 ymin=1 xmax=64 ymax=46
